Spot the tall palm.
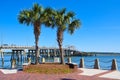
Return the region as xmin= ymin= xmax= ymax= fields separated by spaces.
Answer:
xmin=53 ymin=8 xmax=81 ymax=64
xmin=18 ymin=3 xmax=53 ymax=64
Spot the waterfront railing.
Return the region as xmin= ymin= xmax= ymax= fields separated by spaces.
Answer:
xmin=79 ymin=58 xmax=120 ymax=70
xmin=1 ymin=55 xmax=120 ymax=71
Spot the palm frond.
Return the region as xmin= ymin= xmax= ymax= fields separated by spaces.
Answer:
xmin=68 ymin=19 xmax=81 ymax=34
xmin=18 ymin=10 xmax=31 ymax=26
xmin=42 ymin=7 xmax=56 ymax=28
xmin=32 ymin=3 xmax=40 ymax=13
xmin=67 ymin=12 xmax=75 ymax=18
xmin=58 ymin=8 xmax=66 ymax=15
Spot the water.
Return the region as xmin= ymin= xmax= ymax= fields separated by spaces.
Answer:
xmin=0 ymin=54 xmax=120 ymax=70
xmin=0 ymin=54 xmax=24 ymax=69
xmin=69 ymin=56 xmax=120 ymax=70
xmin=37 ymin=56 xmax=120 ymax=70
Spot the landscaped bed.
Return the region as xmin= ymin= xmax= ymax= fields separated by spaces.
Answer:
xmin=23 ymin=63 xmax=77 ymax=74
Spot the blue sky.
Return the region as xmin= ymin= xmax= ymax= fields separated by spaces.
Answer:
xmin=0 ymin=0 xmax=120 ymax=52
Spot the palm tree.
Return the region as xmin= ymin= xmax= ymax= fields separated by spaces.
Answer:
xmin=18 ymin=3 xmax=53 ymax=64
xmin=53 ymin=8 xmax=81 ymax=64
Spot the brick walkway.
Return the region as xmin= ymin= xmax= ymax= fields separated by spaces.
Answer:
xmin=0 ymin=69 xmax=117 ymax=80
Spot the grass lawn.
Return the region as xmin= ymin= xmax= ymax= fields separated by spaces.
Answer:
xmin=23 ymin=63 xmax=77 ymax=74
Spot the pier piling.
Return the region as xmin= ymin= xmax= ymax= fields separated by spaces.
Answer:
xmin=1 ymin=51 xmax=4 ymax=67
xmin=68 ymin=57 xmax=71 ymax=63
xmin=42 ymin=58 xmax=45 ymax=63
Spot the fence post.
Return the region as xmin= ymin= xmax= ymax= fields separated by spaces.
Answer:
xmin=28 ymin=57 xmax=31 ymax=64
xmin=111 ymin=59 xmax=118 ymax=70
xmin=42 ymin=58 xmax=45 ymax=63
xmin=11 ymin=59 xmax=16 ymax=68
xmin=79 ymin=58 xmax=84 ymax=68
xmin=94 ymin=58 xmax=100 ymax=69
xmin=68 ymin=57 xmax=71 ymax=63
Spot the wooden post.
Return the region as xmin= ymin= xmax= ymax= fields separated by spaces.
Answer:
xmin=79 ymin=58 xmax=84 ymax=68
xmin=54 ymin=49 xmax=56 ymax=57
xmin=1 ymin=51 xmax=4 ymax=68
xmin=94 ymin=58 xmax=100 ymax=69
xmin=28 ymin=50 xmax=30 ymax=58
xmin=28 ymin=57 xmax=31 ymax=64
xmin=11 ymin=59 xmax=16 ymax=68
xmin=47 ymin=49 xmax=50 ymax=57
xmin=68 ymin=57 xmax=71 ymax=63
xmin=23 ymin=50 xmax=25 ymax=63
xmin=42 ymin=58 xmax=45 ymax=63
xmin=31 ymin=50 xmax=33 ymax=62
xmin=1 ymin=58 xmax=4 ymax=68
xmin=16 ymin=51 xmax=19 ymax=62
xmin=20 ymin=51 xmax=22 ymax=63
xmin=111 ymin=59 xmax=118 ymax=70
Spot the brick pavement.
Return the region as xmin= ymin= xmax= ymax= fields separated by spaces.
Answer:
xmin=0 ymin=69 xmax=118 ymax=80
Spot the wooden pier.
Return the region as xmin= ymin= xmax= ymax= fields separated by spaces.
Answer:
xmin=0 ymin=45 xmax=79 ymax=68
xmin=0 ymin=45 xmax=78 ymax=57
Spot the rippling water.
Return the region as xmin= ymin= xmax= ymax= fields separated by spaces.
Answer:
xmin=0 ymin=54 xmax=120 ymax=70
xmin=69 ymin=56 xmax=120 ymax=70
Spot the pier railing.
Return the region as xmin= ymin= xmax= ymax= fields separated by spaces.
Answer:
xmin=79 ymin=58 xmax=120 ymax=70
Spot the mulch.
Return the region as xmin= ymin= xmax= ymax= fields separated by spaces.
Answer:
xmin=0 ymin=69 xmax=116 ymax=80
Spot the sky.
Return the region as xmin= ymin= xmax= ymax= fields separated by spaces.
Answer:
xmin=0 ymin=0 xmax=120 ymax=52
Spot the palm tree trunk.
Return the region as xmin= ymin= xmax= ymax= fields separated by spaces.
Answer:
xmin=34 ymin=24 xmax=40 ymax=65
xmin=57 ymin=30 xmax=65 ymax=64
xmin=35 ymin=37 xmax=39 ymax=64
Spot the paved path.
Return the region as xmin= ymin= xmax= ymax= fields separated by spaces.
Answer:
xmin=0 ymin=68 xmax=120 ymax=80
xmin=79 ymin=68 xmax=120 ymax=80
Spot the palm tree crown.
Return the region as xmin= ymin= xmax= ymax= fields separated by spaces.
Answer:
xmin=54 ymin=8 xmax=80 ymax=33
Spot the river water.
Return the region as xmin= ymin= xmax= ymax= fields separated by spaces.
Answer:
xmin=0 ymin=54 xmax=120 ymax=70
